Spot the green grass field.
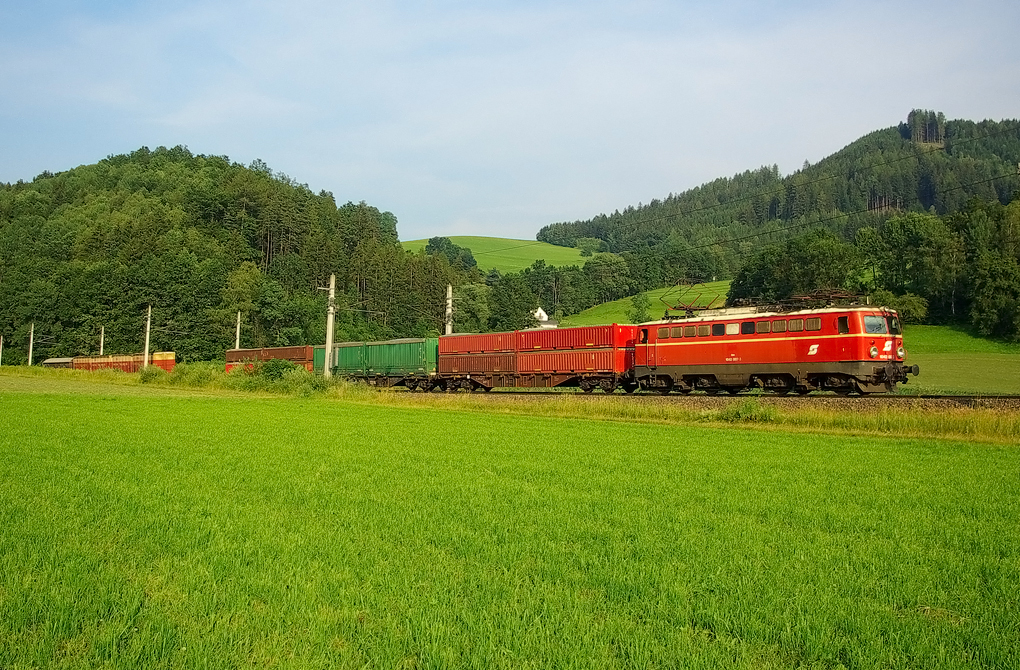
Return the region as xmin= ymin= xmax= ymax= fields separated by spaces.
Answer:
xmin=401 ymin=236 xmax=588 ymax=273
xmin=901 ymin=326 xmax=1020 ymax=395
xmin=2 ymin=376 xmax=1018 ymax=668
xmin=559 ymin=282 xmax=732 ymax=327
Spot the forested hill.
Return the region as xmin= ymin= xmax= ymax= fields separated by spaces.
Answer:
xmin=0 ymin=146 xmax=465 ymax=362
xmin=536 ymin=111 xmax=1020 ymax=281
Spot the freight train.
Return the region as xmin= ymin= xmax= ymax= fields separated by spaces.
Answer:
xmin=237 ymin=305 xmax=918 ymax=395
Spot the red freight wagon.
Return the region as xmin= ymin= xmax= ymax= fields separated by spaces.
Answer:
xmin=435 ymin=324 xmax=637 ymax=393
xmin=225 ymin=346 xmax=314 ymax=372
xmin=72 ymin=352 xmax=176 ymax=373
xmin=634 ymin=307 xmax=917 ymax=395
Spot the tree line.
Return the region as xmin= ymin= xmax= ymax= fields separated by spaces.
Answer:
xmin=536 ymin=113 xmax=1020 ymax=284
xmin=727 ymin=198 xmax=1020 ymax=340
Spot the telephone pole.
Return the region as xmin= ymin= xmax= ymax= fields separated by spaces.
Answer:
xmin=0 ymin=334 xmax=4 ymax=366
xmin=143 ymin=305 xmax=151 ymax=368
xmin=324 ymin=274 xmax=336 ymax=378
xmin=234 ymin=310 xmax=241 ymax=350
xmin=445 ymin=284 xmax=453 ymax=335
xmin=99 ymin=326 xmax=104 ymax=356
xmin=28 ymin=323 xmax=34 ymax=366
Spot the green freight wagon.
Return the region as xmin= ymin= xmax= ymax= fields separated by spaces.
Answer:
xmin=322 ymin=338 xmax=439 ymax=390
xmin=363 ymin=338 xmax=438 ymax=389
xmin=313 ymin=345 xmax=326 ymax=375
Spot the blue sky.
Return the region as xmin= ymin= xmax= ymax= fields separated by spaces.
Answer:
xmin=1 ymin=0 xmax=1017 ymax=241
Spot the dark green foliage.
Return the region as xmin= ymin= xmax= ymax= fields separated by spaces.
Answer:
xmin=0 ymin=146 xmax=466 ymax=361
xmin=728 ymin=230 xmax=863 ymax=302
xmin=627 ymin=292 xmax=651 ymax=324
xmin=258 ymin=357 xmax=300 ymax=380
xmin=537 ymin=114 xmax=1019 ymax=283
xmin=488 ymin=273 xmax=539 ymax=331
xmin=424 ymin=236 xmax=477 ymax=271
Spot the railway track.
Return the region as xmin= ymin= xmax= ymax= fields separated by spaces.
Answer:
xmin=464 ymin=389 xmax=1020 ymax=410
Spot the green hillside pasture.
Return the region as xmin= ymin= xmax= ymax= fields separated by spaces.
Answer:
xmin=903 ymin=325 xmax=1020 ymax=355
xmin=402 ymin=236 xmax=588 ymax=273
xmin=2 ymin=388 xmax=1017 ymax=668
xmin=559 ymin=281 xmax=732 ymax=326
xmin=901 ymin=326 xmax=1020 ymax=395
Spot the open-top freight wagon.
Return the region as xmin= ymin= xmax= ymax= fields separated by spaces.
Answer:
xmin=225 ymin=346 xmax=315 ymax=373
xmin=69 ymin=352 xmax=176 ymax=373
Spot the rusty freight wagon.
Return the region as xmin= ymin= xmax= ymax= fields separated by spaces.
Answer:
xmin=225 ymin=346 xmax=314 ymax=373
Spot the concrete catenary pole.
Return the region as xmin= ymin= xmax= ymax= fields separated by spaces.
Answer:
xmin=445 ymin=284 xmax=453 ymax=335
xmin=28 ymin=323 xmax=34 ymax=366
xmin=323 ymin=274 xmax=336 ymax=379
xmin=99 ymin=325 xmax=104 ymax=356
xmin=0 ymin=334 xmax=4 ymax=366
xmin=235 ymin=310 xmax=242 ymax=350
xmin=143 ymin=304 xmax=151 ymax=368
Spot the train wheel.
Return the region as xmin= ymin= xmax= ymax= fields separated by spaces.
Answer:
xmin=580 ymin=380 xmax=595 ymax=394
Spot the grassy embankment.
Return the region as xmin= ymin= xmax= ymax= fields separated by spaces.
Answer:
xmin=401 ymin=236 xmax=588 ymax=273
xmin=1 ymin=376 xmax=1018 ymax=668
xmin=558 ymin=282 xmax=731 ymax=327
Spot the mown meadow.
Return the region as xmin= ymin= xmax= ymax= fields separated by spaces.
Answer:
xmin=401 ymin=236 xmax=588 ymax=273
xmin=1 ymin=373 xmax=1018 ymax=668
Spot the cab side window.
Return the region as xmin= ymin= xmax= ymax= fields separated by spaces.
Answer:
xmin=639 ymin=329 xmax=648 ymax=343
xmin=837 ymin=316 xmax=850 ymax=334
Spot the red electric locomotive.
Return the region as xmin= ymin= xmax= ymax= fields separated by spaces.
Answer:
xmin=633 ymin=306 xmax=918 ymax=395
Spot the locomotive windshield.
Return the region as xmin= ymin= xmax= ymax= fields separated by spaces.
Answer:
xmin=887 ymin=315 xmax=902 ymax=335
xmin=863 ymin=315 xmax=889 ymax=334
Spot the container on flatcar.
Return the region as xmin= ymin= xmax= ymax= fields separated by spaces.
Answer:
xmin=436 ymin=324 xmax=637 ymax=392
xmin=364 ymin=338 xmax=438 ymax=378
xmin=333 ymin=342 xmax=367 ymax=376
xmin=518 ymin=324 xmax=633 ymax=352
xmin=313 ymin=345 xmax=326 ymax=375
xmin=439 ymin=332 xmax=517 ymax=355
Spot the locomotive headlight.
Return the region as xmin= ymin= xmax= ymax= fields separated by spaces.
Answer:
xmin=869 ymin=346 xmax=879 ymax=358
xmin=897 ymin=346 xmax=905 ymax=358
